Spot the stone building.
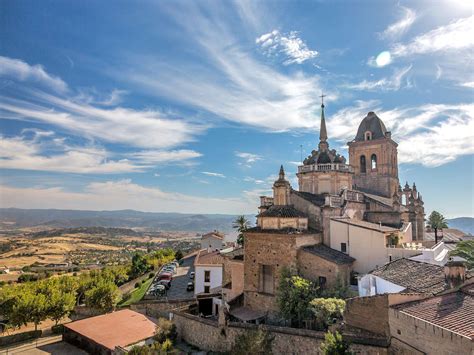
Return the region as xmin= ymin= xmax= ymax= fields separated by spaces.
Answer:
xmin=234 ymin=99 xmax=427 ymax=320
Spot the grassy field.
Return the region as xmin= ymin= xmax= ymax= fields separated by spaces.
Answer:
xmin=119 ymin=276 xmax=154 ymax=307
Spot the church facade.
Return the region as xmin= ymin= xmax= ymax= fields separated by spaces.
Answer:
xmin=240 ymin=101 xmax=425 ymax=319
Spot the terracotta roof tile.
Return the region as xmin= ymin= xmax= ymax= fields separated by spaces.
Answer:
xmin=64 ymin=309 xmax=156 ymax=350
xmin=257 ymin=205 xmax=307 ymax=218
xmin=303 ymin=244 xmax=355 ymax=265
xmin=195 ymin=249 xmax=225 ymax=265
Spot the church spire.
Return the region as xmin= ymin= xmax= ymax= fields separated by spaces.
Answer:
xmin=278 ymin=165 xmax=285 ymax=180
xmin=319 ymin=93 xmax=328 ymax=142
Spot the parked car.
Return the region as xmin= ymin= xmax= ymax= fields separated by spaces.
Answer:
xmin=186 ymin=282 xmax=194 ymax=291
xmin=158 ymin=272 xmax=172 ymax=281
xmin=158 ymin=279 xmax=172 ymax=289
xmin=189 ymin=271 xmax=195 ymax=279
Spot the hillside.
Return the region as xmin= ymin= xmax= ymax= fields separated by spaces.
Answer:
xmin=447 ymin=217 xmax=474 ymax=235
xmin=0 ymin=208 xmax=254 ymax=233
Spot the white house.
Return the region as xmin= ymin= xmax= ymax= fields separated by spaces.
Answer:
xmin=194 ymin=249 xmax=224 ymax=296
xmin=200 ymin=231 xmax=225 ymax=251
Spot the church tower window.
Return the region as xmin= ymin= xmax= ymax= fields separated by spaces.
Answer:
xmin=360 ymin=155 xmax=366 ymax=173
xmin=371 ymin=154 xmax=377 ymax=170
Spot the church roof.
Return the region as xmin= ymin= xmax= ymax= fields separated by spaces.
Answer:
xmin=302 ymin=244 xmax=355 ymax=265
xmin=354 ymin=112 xmax=388 ymax=141
xmin=257 ymin=205 xmax=307 ymax=218
xmin=291 ymin=190 xmax=326 ymax=207
xmin=370 ymin=258 xmax=447 ymax=294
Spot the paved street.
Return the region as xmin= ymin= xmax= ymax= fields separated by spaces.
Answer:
xmin=0 ymin=336 xmax=86 ymax=355
xmin=146 ymin=254 xmax=196 ymax=301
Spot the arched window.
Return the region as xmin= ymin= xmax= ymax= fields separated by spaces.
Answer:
xmin=371 ymin=154 xmax=377 ymax=170
xmin=360 ymin=155 xmax=366 ymax=173
xmin=365 ymin=131 xmax=372 ymax=141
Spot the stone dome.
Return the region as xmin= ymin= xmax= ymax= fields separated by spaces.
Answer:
xmin=354 ymin=112 xmax=388 ymax=141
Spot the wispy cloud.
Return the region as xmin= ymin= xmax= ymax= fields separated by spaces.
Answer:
xmin=130 ymin=150 xmax=201 ymax=165
xmin=459 ymin=81 xmax=474 ymax=88
xmin=0 ymin=56 xmax=68 ymax=93
xmin=391 ymin=15 xmax=474 ymax=57
xmin=74 ymin=88 xmax=128 ymax=106
xmin=201 ymin=171 xmax=226 ymax=178
xmin=235 ymin=152 xmax=262 ymax=167
xmin=0 ymin=135 xmax=143 ymax=174
xmin=345 ymin=65 xmax=412 ymax=91
xmin=256 ymin=30 xmax=318 ymax=65
xmin=379 ymin=6 xmax=416 ymax=40
xmin=0 ymin=179 xmax=255 ymax=214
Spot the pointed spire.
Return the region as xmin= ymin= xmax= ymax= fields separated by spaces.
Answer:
xmin=279 ymin=165 xmax=285 ymax=180
xmin=319 ymin=93 xmax=328 ymax=142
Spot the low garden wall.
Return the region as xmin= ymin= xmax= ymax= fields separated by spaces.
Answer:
xmin=131 ymin=298 xmax=195 ymax=318
xmin=0 ymin=330 xmax=42 ymax=347
xmin=172 ymin=311 xmax=389 ymax=354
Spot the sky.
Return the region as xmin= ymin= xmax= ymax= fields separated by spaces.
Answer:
xmin=0 ymin=0 xmax=473 ymax=218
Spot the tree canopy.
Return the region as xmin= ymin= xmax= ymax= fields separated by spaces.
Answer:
xmin=451 ymin=240 xmax=474 ymax=269
xmin=233 ymin=215 xmax=250 ymax=246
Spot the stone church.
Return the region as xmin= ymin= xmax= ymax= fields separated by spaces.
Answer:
xmin=240 ymin=100 xmax=425 ymax=319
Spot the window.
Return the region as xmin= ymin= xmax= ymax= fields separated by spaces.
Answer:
xmin=204 ymin=270 xmax=210 ymax=283
xmin=360 ymin=155 xmax=366 ymax=173
xmin=204 ymin=285 xmax=210 ymax=293
xmin=341 ymin=243 xmax=347 ymax=253
xmin=371 ymin=154 xmax=377 ymax=170
xmin=259 ymin=265 xmax=274 ymax=294
xmin=318 ymin=276 xmax=327 ymax=289
xmin=365 ymin=131 xmax=372 ymax=141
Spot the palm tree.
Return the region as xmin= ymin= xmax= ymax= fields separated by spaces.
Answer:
xmin=233 ymin=215 xmax=250 ymax=246
xmin=427 ymin=211 xmax=448 ymax=244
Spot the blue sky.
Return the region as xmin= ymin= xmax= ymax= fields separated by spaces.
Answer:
xmin=0 ymin=0 xmax=473 ymax=217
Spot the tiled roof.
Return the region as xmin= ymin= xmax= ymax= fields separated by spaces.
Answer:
xmin=291 ymin=190 xmax=326 ymax=207
xmin=371 ymin=258 xmax=447 ymax=295
xmin=64 ymin=310 xmax=156 ymax=350
xmin=195 ymin=249 xmax=225 ymax=266
xmin=257 ymin=205 xmax=307 ymax=218
xmin=303 ymin=244 xmax=355 ymax=265
xmin=392 ymin=285 xmax=474 ymax=339
xmin=331 ymin=217 xmax=399 ymax=233
xmin=202 ymin=231 xmax=225 ymax=240
xmin=425 ymin=228 xmax=471 ymax=243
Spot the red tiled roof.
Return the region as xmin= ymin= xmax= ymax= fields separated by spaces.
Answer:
xmin=392 ymin=286 xmax=474 ymax=339
xmin=64 ymin=309 xmax=156 ymax=350
xmin=195 ymin=249 xmax=224 ymax=266
xmin=203 ymin=231 xmax=225 ymax=240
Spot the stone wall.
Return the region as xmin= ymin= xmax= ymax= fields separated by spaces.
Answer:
xmin=365 ymin=211 xmax=401 ymax=227
xmin=344 ymin=295 xmax=390 ymax=337
xmin=297 ymin=248 xmax=351 ymax=287
xmin=389 ymin=308 xmax=473 ymax=355
xmin=130 ymin=299 xmax=195 ymax=318
xmin=291 ymin=192 xmax=322 ymax=230
xmin=172 ymin=311 xmax=388 ymax=354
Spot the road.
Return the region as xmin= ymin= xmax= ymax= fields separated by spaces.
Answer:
xmin=0 ymin=335 xmax=86 ymax=355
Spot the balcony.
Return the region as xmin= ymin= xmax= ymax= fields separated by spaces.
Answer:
xmin=298 ymin=163 xmax=353 ymax=174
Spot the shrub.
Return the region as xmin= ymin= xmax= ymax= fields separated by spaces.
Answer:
xmin=310 ymin=298 xmax=346 ymax=330
xmin=154 ymin=318 xmax=177 ymax=343
xmin=135 ymin=281 xmax=142 ymax=289
xmin=320 ymin=331 xmax=351 ymax=355
xmin=51 ymin=324 xmax=64 ymax=334
xmin=148 ymin=272 xmax=154 ymax=279
xmin=231 ymin=326 xmax=274 ymax=355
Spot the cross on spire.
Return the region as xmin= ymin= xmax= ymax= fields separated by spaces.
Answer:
xmin=319 ymin=93 xmax=326 ymax=108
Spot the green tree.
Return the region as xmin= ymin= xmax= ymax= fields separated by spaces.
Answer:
xmin=320 ymin=331 xmax=351 ymax=355
xmin=320 ymin=276 xmax=354 ymax=299
xmin=427 ymin=211 xmax=448 ymax=244
xmin=27 ymin=292 xmax=48 ymax=331
xmin=231 ymin=326 xmax=274 ymax=355
xmin=85 ymin=279 xmax=121 ymax=313
xmin=310 ymin=298 xmax=346 ymax=330
xmin=47 ymin=289 xmax=76 ymax=325
xmin=154 ymin=318 xmax=177 ymax=344
xmin=131 ymin=253 xmax=149 ymax=278
xmin=450 ymin=240 xmax=474 ymax=269
xmin=174 ymin=249 xmax=183 ymax=261
xmin=233 ymin=215 xmax=250 ymax=246
xmin=277 ymin=268 xmax=318 ymax=327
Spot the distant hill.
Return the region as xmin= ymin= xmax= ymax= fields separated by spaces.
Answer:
xmin=0 ymin=208 xmax=254 ymax=233
xmin=446 ymin=217 xmax=474 ymax=236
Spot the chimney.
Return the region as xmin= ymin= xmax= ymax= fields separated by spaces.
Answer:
xmin=444 ymin=260 xmax=466 ymax=289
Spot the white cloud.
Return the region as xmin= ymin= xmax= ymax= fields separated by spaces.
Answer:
xmin=201 ymin=171 xmax=226 ymax=178
xmin=0 ymin=89 xmax=206 ymax=149
xmin=0 ymin=56 xmax=68 ymax=93
xmin=0 ymin=180 xmax=256 ymax=214
xmin=327 ymin=101 xmax=474 ymax=167
xmin=256 ymin=30 xmax=318 ymax=65
xmin=0 ymin=135 xmax=143 ymax=174
xmin=129 ymin=150 xmax=201 ymax=164
xmin=391 ymin=16 xmax=474 ymax=57
xmin=345 ymin=65 xmax=412 ymax=91
xmin=460 ymin=81 xmax=474 ymax=88
xmin=235 ymin=152 xmax=263 ymax=167
xmin=379 ymin=6 xmax=416 ymax=40
xmin=74 ymin=88 xmax=128 ymax=106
